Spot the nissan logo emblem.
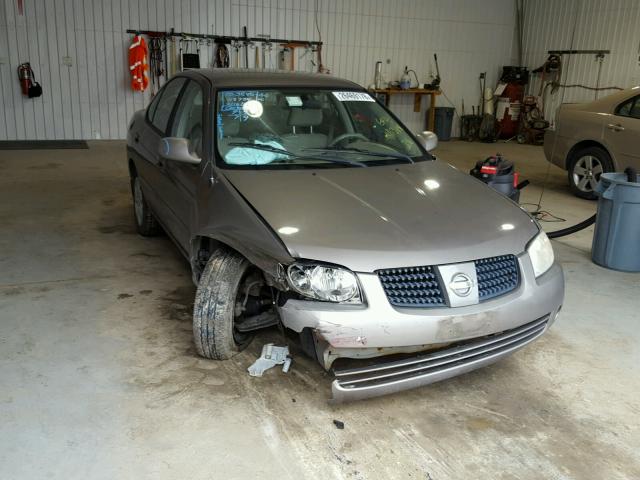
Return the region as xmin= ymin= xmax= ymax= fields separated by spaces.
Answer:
xmin=449 ymin=273 xmax=473 ymax=297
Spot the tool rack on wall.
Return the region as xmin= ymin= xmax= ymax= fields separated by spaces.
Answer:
xmin=126 ymin=27 xmax=324 ymax=71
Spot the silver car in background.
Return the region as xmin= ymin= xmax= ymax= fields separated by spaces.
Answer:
xmin=127 ymin=70 xmax=564 ymax=401
xmin=545 ymin=87 xmax=640 ymax=199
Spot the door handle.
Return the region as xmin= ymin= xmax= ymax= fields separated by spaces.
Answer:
xmin=607 ymin=123 xmax=625 ymax=132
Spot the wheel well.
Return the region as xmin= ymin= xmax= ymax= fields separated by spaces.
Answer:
xmin=190 ymin=236 xmax=240 ymax=284
xmin=190 ymin=236 xmax=283 ymax=290
xmin=566 ymin=140 xmax=611 ymax=169
xmin=128 ymin=159 xmax=137 ymax=178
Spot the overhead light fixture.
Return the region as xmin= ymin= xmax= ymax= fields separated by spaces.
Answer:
xmin=243 ymin=99 xmax=264 ymax=118
xmin=501 ymin=223 xmax=515 ymax=231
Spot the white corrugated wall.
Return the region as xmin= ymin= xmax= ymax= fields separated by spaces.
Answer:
xmin=0 ymin=0 xmax=517 ymax=140
xmin=521 ymin=0 xmax=640 ymax=122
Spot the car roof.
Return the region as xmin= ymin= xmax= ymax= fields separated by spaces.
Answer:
xmin=179 ymin=68 xmax=363 ymax=90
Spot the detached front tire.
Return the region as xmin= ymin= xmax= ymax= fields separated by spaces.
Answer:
xmin=567 ymin=146 xmax=613 ymax=200
xmin=193 ymin=249 xmax=255 ymax=360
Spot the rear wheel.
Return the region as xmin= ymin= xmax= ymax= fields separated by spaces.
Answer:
xmin=132 ymin=176 xmax=161 ymax=236
xmin=567 ymin=146 xmax=613 ymax=200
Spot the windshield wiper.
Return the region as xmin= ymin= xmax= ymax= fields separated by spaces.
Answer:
xmin=305 ymin=146 xmax=415 ymax=164
xmin=228 ymin=142 xmax=297 ymax=156
xmin=270 ymin=157 xmax=367 ymax=167
xmin=226 ymin=142 xmax=367 ymax=167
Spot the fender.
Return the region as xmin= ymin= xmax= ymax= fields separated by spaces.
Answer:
xmin=191 ymin=163 xmax=294 ymax=283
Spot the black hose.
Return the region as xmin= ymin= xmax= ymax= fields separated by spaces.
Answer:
xmin=547 ymin=214 xmax=596 ymax=239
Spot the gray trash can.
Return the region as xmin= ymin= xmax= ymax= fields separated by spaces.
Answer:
xmin=430 ymin=107 xmax=454 ymax=141
xmin=592 ymin=172 xmax=640 ymax=272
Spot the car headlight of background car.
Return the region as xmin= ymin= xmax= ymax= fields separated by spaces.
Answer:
xmin=287 ymin=263 xmax=362 ymax=303
xmin=527 ymin=231 xmax=554 ymax=278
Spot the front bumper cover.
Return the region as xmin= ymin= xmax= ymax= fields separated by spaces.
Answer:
xmin=330 ymin=313 xmax=554 ymax=402
xmin=278 ymin=254 xmax=563 ymax=353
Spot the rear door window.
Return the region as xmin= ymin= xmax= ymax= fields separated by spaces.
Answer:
xmin=615 ymin=95 xmax=640 ymax=119
xmin=149 ymin=78 xmax=187 ymax=134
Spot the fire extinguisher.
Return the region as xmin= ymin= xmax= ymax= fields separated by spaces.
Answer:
xmin=18 ymin=63 xmax=31 ymax=95
xmin=17 ymin=62 xmax=42 ymax=98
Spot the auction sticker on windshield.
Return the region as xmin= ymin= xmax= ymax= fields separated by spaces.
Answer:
xmin=333 ymin=91 xmax=375 ymax=102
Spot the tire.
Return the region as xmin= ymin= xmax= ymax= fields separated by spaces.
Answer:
xmin=131 ymin=175 xmax=161 ymax=236
xmin=567 ymin=146 xmax=613 ymax=200
xmin=193 ymin=249 xmax=255 ymax=360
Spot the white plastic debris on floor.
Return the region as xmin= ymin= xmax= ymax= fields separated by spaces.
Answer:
xmin=247 ymin=344 xmax=292 ymax=377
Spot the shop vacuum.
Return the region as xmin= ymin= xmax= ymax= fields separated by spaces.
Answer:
xmin=470 ymin=153 xmax=585 ymax=239
xmin=470 ymin=154 xmax=529 ymax=203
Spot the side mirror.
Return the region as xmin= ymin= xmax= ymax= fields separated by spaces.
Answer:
xmin=159 ymin=137 xmax=201 ymax=164
xmin=416 ymin=131 xmax=438 ymax=151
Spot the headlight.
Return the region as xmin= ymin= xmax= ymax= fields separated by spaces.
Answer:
xmin=287 ymin=263 xmax=361 ymax=303
xmin=527 ymin=231 xmax=554 ymax=278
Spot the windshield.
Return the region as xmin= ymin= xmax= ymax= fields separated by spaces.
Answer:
xmin=215 ymin=88 xmax=430 ymax=169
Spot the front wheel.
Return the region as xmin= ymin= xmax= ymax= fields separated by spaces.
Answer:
xmin=193 ymin=249 xmax=256 ymax=359
xmin=567 ymin=146 xmax=613 ymax=200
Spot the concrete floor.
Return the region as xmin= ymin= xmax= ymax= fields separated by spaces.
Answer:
xmin=1 ymin=140 xmax=638 ymax=479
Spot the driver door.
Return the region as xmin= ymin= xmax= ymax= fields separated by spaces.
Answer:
xmin=140 ymin=77 xmax=187 ymax=239
xmin=162 ymin=80 xmax=205 ymax=252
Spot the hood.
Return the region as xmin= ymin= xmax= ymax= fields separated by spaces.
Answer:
xmin=223 ymin=161 xmax=539 ymax=272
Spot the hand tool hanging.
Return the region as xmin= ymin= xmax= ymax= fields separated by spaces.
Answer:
xmin=242 ymin=26 xmax=249 ymax=68
xmin=148 ymin=36 xmax=165 ymax=94
xmin=214 ymin=43 xmax=230 ymax=68
xmin=254 ymin=43 xmax=260 ymax=69
xmin=232 ymin=40 xmax=240 ymax=68
xmin=129 ymin=34 xmax=149 ymax=92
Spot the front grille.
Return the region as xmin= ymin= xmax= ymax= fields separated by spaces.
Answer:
xmin=377 ymin=254 xmax=520 ymax=308
xmin=376 ymin=265 xmax=446 ymax=307
xmin=475 ymin=255 xmax=520 ymax=301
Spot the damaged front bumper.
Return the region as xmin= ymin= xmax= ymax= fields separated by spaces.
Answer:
xmin=277 ymin=253 xmax=564 ymax=401
xmin=330 ymin=314 xmax=553 ymax=402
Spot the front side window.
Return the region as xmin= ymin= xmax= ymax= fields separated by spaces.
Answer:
xmin=149 ymin=78 xmax=187 ymax=133
xmin=170 ymin=81 xmax=204 ymax=157
xmin=215 ymin=89 xmax=428 ymax=169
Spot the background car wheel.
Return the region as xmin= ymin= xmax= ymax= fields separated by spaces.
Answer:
xmin=131 ymin=176 xmax=161 ymax=236
xmin=567 ymin=146 xmax=613 ymax=200
xmin=193 ymin=249 xmax=256 ymax=360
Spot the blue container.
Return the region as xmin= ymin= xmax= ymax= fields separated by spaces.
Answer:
xmin=430 ymin=107 xmax=455 ymax=141
xmin=592 ymin=172 xmax=640 ymax=272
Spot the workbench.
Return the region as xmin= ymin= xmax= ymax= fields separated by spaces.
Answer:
xmin=371 ymin=88 xmax=441 ymax=131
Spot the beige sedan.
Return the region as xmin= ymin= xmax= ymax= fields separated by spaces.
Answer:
xmin=544 ymin=87 xmax=640 ymax=199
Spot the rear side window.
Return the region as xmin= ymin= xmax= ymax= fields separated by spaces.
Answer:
xmin=615 ymin=95 xmax=640 ymax=119
xmin=149 ymin=78 xmax=187 ymax=133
